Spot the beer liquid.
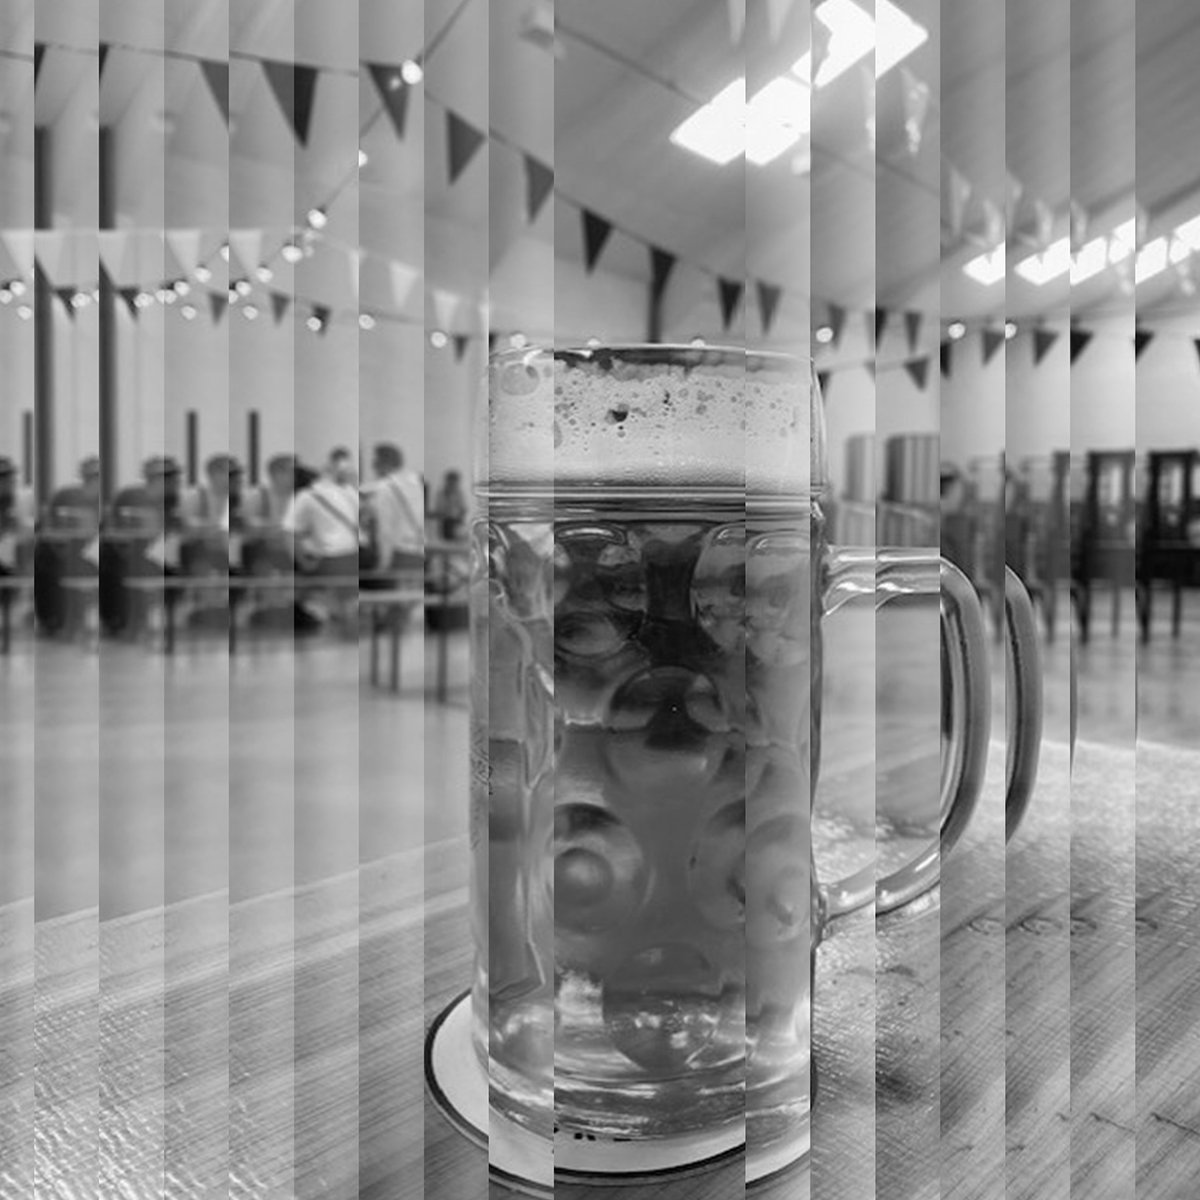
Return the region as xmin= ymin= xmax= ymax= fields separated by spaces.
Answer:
xmin=471 ymin=487 xmax=821 ymax=1140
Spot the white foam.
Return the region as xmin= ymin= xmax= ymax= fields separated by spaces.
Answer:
xmin=485 ymin=349 xmax=817 ymax=493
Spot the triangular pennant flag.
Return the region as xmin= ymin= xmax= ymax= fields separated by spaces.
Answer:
xmin=524 ymin=156 xmax=554 ymax=222
xmin=32 ymin=232 xmax=68 ymax=282
xmin=229 ymin=231 xmax=263 ymax=278
xmin=718 ymin=278 xmax=743 ymax=331
xmin=904 ymin=356 xmax=930 ymax=391
xmin=488 ymin=332 xmax=499 ymax=353
xmin=432 ymin=288 xmax=458 ymax=334
xmin=119 ymin=288 xmax=140 ymax=319
xmin=904 ymin=310 xmax=922 ymax=354
xmin=816 ymin=369 xmax=832 ymax=399
xmin=582 ymin=210 xmax=613 ymax=272
xmin=728 ymin=0 xmax=746 ymax=44
xmin=650 ymin=247 xmax=676 ymax=301
xmin=368 ymin=64 xmax=410 ymax=139
xmin=312 ymin=304 xmax=331 ymax=333
xmin=262 ymin=59 xmax=319 ymax=145
xmin=1194 ymin=339 xmax=1200 ymax=371
xmin=940 ymin=339 xmax=952 ymax=378
xmin=209 ymin=292 xmax=228 ymax=324
xmin=1033 ymin=327 xmax=1059 ymax=365
xmin=165 ymin=230 xmax=203 ymax=277
xmin=982 ymin=328 xmax=1005 ymax=364
xmin=55 ymin=288 xmax=77 ymax=320
xmin=1070 ymin=329 xmax=1093 ymax=363
xmin=390 ymin=263 xmax=419 ymax=310
xmin=1 ymin=231 xmax=34 ymax=279
xmin=201 ymin=59 xmax=229 ymax=124
xmin=270 ymin=292 xmax=291 ymax=325
xmin=98 ymin=43 xmax=111 ymax=81
xmin=827 ymin=303 xmax=846 ymax=347
xmin=34 ymin=43 xmax=46 ymax=85
xmin=766 ymin=0 xmax=797 ymax=43
xmin=97 ymin=230 xmax=126 ymax=279
xmin=757 ymin=281 xmax=781 ymax=335
xmin=452 ymin=334 xmax=470 ymax=362
xmin=875 ymin=307 xmax=889 ymax=348
xmin=1134 ymin=328 xmax=1153 ymax=359
xmin=447 ymin=111 xmax=485 ymax=183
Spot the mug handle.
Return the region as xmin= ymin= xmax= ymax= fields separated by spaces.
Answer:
xmin=818 ymin=548 xmax=1042 ymax=920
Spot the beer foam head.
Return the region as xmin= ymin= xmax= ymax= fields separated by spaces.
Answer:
xmin=484 ymin=346 xmax=824 ymax=493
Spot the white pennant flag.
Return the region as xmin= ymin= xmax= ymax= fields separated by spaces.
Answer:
xmin=765 ymin=0 xmax=796 ymax=43
xmin=728 ymin=0 xmax=745 ymax=44
xmin=1 ymin=231 xmax=35 ymax=280
xmin=229 ymin=230 xmax=263 ymax=278
xmin=97 ymin=231 xmax=127 ymax=280
xmin=166 ymin=229 xmax=203 ymax=276
xmin=390 ymin=263 xmax=419 ymax=311
xmin=432 ymin=286 xmax=458 ymax=332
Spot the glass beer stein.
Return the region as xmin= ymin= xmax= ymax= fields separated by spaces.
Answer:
xmin=469 ymin=345 xmax=1042 ymax=1153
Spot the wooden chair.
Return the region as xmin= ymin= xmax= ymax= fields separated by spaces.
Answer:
xmin=1071 ymin=450 xmax=1135 ymax=644
xmin=1137 ymin=449 xmax=1199 ymax=643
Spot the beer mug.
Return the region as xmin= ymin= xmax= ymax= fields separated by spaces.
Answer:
xmin=470 ymin=346 xmax=1042 ymax=1154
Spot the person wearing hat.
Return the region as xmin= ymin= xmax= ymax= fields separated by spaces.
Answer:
xmin=109 ymin=455 xmax=183 ymax=533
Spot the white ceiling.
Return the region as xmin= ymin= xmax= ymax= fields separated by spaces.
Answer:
xmin=0 ymin=0 xmax=1198 ymax=331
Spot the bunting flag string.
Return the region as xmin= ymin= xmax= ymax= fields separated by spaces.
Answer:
xmin=1070 ymin=329 xmax=1093 ymax=363
xmin=757 ymin=281 xmax=781 ymax=336
xmin=34 ymin=43 xmax=45 ymax=83
xmin=55 ymin=288 xmax=78 ymax=320
xmin=875 ymin=307 xmax=889 ymax=348
xmin=904 ymin=310 xmax=921 ymax=355
xmin=446 ymin=112 xmax=486 ymax=183
xmin=452 ymin=334 xmax=470 ymax=362
xmin=982 ymin=327 xmax=1005 ymax=365
xmin=903 ymin=356 xmax=930 ymax=391
xmin=582 ymin=210 xmax=613 ymax=273
xmin=270 ymin=292 xmax=291 ymax=325
xmin=310 ymin=304 xmax=331 ymax=333
xmin=825 ymin=303 xmax=845 ymax=347
xmin=940 ymin=339 xmax=952 ymax=379
xmin=201 ymin=59 xmax=229 ymax=124
xmin=368 ymin=63 xmax=411 ymax=139
xmin=261 ymin=59 xmax=320 ymax=145
xmin=650 ymin=247 xmax=676 ymax=304
xmin=1033 ymin=327 xmax=1059 ymax=365
xmin=524 ymin=156 xmax=554 ymax=223
xmin=718 ymin=278 xmax=743 ymax=331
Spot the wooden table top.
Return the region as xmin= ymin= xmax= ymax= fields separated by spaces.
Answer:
xmin=3 ymin=607 xmax=1195 ymax=1200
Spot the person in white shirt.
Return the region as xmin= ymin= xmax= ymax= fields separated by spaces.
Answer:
xmin=363 ymin=442 xmax=425 ymax=571
xmin=283 ymin=447 xmax=361 ymax=576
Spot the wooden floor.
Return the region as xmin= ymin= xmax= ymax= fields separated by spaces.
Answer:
xmin=0 ymin=591 xmax=1195 ymax=1199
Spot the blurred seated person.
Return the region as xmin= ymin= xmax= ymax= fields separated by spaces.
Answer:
xmin=939 ymin=464 xmax=973 ymax=577
xmin=0 ymin=456 xmax=36 ymax=576
xmin=180 ymin=453 xmax=245 ymax=575
xmin=362 ymin=442 xmax=424 ymax=576
xmin=283 ymin=448 xmax=360 ymax=633
xmin=434 ymin=469 xmax=468 ymax=541
xmin=109 ymin=455 xmax=183 ymax=535
xmin=241 ymin=454 xmax=298 ymax=576
xmin=45 ymin=455 xmax=102 ymax=532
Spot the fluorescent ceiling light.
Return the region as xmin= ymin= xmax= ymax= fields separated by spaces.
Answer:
xmin=746 ymin=76 xmax=810 ymax=166
xmin=1108 ymin=219 xmax=1135 ymax=264
xmin=794 ymin=0 xmax=926 ymax=87
xmin=1071 ymin=236 xmax=1109 ymax=285
xmin=1173 ymin=213 xmax=1200 ymax=250
xmin=876 ymin=0 xmax=929 ymax=77
xmin=670 ymin=78 xmax=745 ymax=165
xmin=1015 ymin=237 xmax=1070 ymax=286
xmin=963 ymin=247 xmax=1005 ymax=286
xmin=1135 ymin=237 xmax=1168 ymax=283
